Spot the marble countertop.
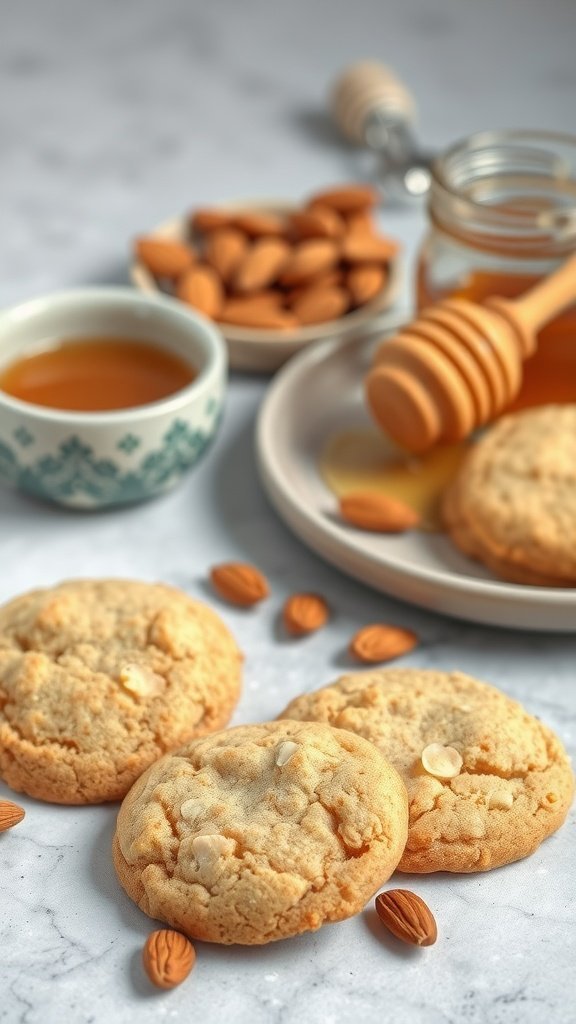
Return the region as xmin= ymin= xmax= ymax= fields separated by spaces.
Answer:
xmin=1 ymin=1 xmax=575 ymax=1022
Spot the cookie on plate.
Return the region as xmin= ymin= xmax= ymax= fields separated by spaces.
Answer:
xmin=279 ymin=669 xmax=573 ymax=873
xmin=0 ymin=579 xmax=242 ymax=804
xmin=443 ymin=405 xmax=576 ymax=586
xmin=113 ymin=720 xmax=408 ymax=944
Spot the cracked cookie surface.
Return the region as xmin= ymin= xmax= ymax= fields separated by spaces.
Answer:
xmin=113 ymin=720 xmax=408 ymax=944
xmin=279 ymin=669 xmax=573 ymax=873
xmin=0 ymin=579 xmax=242 ymax=804
xmin=443 ymin=405 xmax=576 ymax=585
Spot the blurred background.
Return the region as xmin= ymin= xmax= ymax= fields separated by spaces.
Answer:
xmin=2 ymin=0 xmax=575 ymax=309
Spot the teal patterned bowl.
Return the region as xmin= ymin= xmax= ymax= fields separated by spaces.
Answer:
xmin=0 ymin=287 xmax=226 ymax=508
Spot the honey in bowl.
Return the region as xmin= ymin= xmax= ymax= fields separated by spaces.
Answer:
xmin=0 ymin=337 xmax=196 ymax=412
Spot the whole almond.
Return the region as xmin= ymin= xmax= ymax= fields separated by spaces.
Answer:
xmin=135 ymin=238 xmax=195 ymax=279
xmin=142 ymin=929 xmax=196 ymax=989
xmin=292 ymin=285 xmax=349 ymax=325
xmin=234 ymin=238 xmax=291 ymax=293
xmin=375 ymin=890 xmax=437 ymax=947
xmin=290 ymin=206 xmax=345 ymax=240
xmin=342 ymin=234 xmax=399 ymax=264
xmin=0 ymin=799 xmax=25 ymax=832
xmin=340 ymin=491 xmax=419 ymax=532
xmin=210 ymin=562 xmax=270 ymax=606
xmin=177 ymin=265 xmax=223 ymax=318
xmin=348 ymin=264 xmax=387 ymax=306
xmin=350 ymin=624 xmax=418 ymax=663
xmin=285 ymin=269 xmax=343 ymax=306
xmin=204 ymin=227 xmax=248 ymax=284
xmin=345 ymin=210 xmax=376 ymax=236
xmin=283 ymin=593 xmax=329 ymax=636
xmin=191 ymin=208 xmax=234 ymax=234
xmin=233 ymin=211 xmax=287 ymax=237
xmin=309 ymin=183 xmax=379 ymax=212
xmin=279 ymin=239 xmax=340 ymax=287
xmin=220 ymin=296 xmax=297 ymax=330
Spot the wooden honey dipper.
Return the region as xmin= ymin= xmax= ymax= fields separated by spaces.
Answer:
xmin=365 ymin=252 xmax=576 ymax=453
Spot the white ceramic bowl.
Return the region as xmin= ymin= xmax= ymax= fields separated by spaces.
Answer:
xmin=130 ymin=202 xmax=402 ymax=373
xmin=0 ymin=287 xmax=226 ymax=509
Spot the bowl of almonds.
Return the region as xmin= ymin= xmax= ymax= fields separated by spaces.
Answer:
xmin=130 ymin=184 xmax=401 ymax=372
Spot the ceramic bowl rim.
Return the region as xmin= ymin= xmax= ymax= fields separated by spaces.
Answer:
xmin=0 ymin=286 xmax=227 ymax=426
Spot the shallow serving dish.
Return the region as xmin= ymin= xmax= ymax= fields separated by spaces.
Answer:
xmin=256 ymin=327 xmax=576 ymax=632
xmin=130 ymin=201 xmax=402 ymax=373
xmin=0 ymin=287 xmax=226 ymax=509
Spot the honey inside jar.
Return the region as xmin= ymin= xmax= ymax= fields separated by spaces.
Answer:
xmin=0 ymin=337 xmax=196 ymax=412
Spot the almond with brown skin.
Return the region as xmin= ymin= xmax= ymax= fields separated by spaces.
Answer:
xmin=204 ymin=227 xmax=248 ymax=284
xmin=135 ymin=238 xmax=196 ymax=279
xmin=285 ymin=270 xmax=344 ymax=306
xmin=234 ymin=238 xmax=291 ymax=293
xmin=219 ymin=296 xmax=297 ymax=330
xmin=347 ymin=264 xmax=387 ymax=305
xmin=0 ymin=800 xmax=25 ymax=832
xmin=177 ymin=265 xmax=223 ymax=318
xmin=210 ymin=562 xmax=270 ymax=606
xmin=340 ymin=491 xmax=419 ymax=532
xmin=142 ymin=929 xmax=196 ymax=989
xmin=345 ymin=209 xmax=376 ymax=235
xmin=350 ymin=624 xmax=418 ymax=663
xmin=279 ymin=240 xmax=340 ymax=287
xmin=191 ymin=208 xmax=234 ymax=234
xmin=290 ymin=206 xmax=345 ymax=240
xmin=342 ymin=234 xmax=399 ymax=264
xmin=283 ymin=593 xmax=329 ymax=636
xmin=375 ymin=890 xmax=437 ymax=947
xmin=233 ymin=211 xmax=287 ymax=238
xmin=308 ymin=183 xmax=379 ymax=212
xmin=292 ymin=285 xmax=349 ymax=325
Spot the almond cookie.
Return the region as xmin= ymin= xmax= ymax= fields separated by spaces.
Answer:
xmin=0 ymin=579 xmax=242 ymax=804
xmin=443 ymin=405 xmax=576 ymax=585
xmin=279 ymin=669 xmax=574 ymax=873
xmin=113 ymin=720 xmax=408 ymax=944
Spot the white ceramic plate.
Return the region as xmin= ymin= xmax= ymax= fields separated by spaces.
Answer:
xmin=256 ymin=329 xmax=576 ymax=632
xmin=130 ymin=201 xmax=401 ymax=373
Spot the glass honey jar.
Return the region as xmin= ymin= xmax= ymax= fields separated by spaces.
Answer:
xmin=416 ymin=130 xmax=576 ymax=411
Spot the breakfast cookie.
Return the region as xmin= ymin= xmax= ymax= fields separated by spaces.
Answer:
xmin=0 ymin=579 xmax=242 ymax=804
xmin=279 ymin=669 xmax=574 ymax=873
xmin=113 ymin=720 xmax=408 ymax=944
xmin=443 ymin=405 xmax=576 ymax=585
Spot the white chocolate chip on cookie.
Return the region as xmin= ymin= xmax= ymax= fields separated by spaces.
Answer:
xmin=421 ymin=743 xmax=463 ymax=780
xmin=276 ymin=740 xmax=299 ymax=766
xmin=488 ymin=790 xmax=513 ymax=810
xmin=119 ymin=663 xmax=166 ymax=698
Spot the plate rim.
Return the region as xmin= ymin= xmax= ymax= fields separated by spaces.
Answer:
xmin=255 ymin=330 xmax=576 ymax=618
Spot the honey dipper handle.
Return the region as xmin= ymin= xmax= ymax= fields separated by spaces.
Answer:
xmin=489 ymin=251 xmax=576 ymax=357
xmin=331 ymin=61 xmax=416 ymax=145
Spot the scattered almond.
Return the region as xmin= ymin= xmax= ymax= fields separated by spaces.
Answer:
xmin=233 ymin=211 xmax=287 ymax=237
xmin=283 ymin=593 xmax=329 ymax=636
xmin=204 ymin=227 xmax=248 ymax=284
xmin=340 ymin=491 xmax=419 ymax=532
xmin=234 ymin=238 xmax=291 ymax=293
xmin=142 ymin=929 xmax=196 ymax=989
xmin=290 ymin=205 xmax=345 ymax=240
xmin=375 ymin=890 xmax=437 ymax=947
xmin=293 ymin=285 xmax=349 ymax=325
xmin=348 ymin=264 xmax=387 ymax=306
xmin=0 ymin=799 xmax=25 ymax=832
xmin=210 ymin=562 xmax=270 ymax=606
xmin=342 ymin=234 xmax=399 ymax=263
xmin=421 ymin=743 xmax=463 ymax=780
xmin=191 ymin=208 xmax=234 ymax=233
xmin=177 ymin=265 xmax=223 ymax=318
xmin=135 ymin=238 xmax=195 ymax=279
xmin=350 ymin=624 xmax=418 ymax=663
xmin=309 ymin=183 xmax=379 ymax=212
xmin=279 ymin=239 xmax=340 ymax=286
xmin=219 ymin=297 xmax=297 ymax=330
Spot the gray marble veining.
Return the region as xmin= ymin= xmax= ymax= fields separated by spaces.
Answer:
xmin=1 ymin=1 xmax=575 ymax=1022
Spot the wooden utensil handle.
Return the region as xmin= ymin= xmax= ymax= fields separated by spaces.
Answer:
xmin=331 ymin=61 xmax=416 ymax=144
xmin=499 ymin=251 xmax=576 ymax=333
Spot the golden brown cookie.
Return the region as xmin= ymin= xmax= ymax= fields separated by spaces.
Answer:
xmin=0 ymin=579 xmax=242 ymax=804
xmin=113 ymin=720 xmax=408 ymax=944
xmin=279 ymin=669 xmax=574 ymax=873
xmin=443 ymin=405 xmax=576 ymax=585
